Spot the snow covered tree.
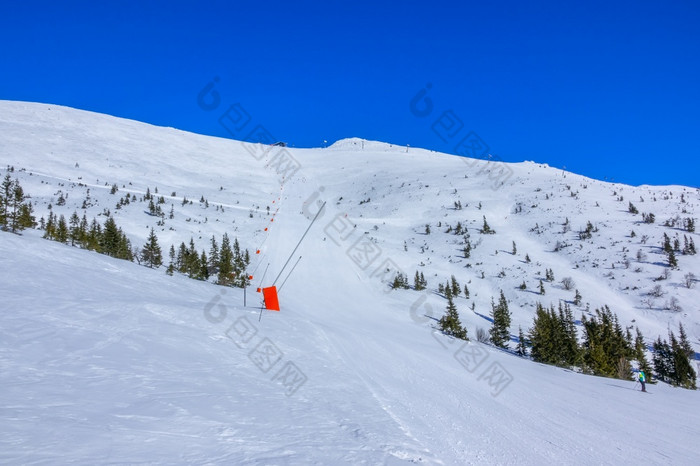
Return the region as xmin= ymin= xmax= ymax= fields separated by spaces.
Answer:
xmin=439 ymin=294 xmax=468 ymax=340
xmin=489 ymin=290 xmax=511 ymax=348
xmin=140 ymin=228 xmax=163 ymax=268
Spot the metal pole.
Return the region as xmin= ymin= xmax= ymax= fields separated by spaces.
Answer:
xmin=272 ymin=201 xmax=326 ymax=286
xmin=278 ymin=256 xmax=302 ymax=293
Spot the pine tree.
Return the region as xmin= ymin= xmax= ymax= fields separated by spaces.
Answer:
xmin=199 ymin=250 xmax=209 ymax=279
xmin=438 ymin=294 xmax=468 ymax=340
xmin=140 ymin=228 xmax=163 ymax=268
xmin=573 ymin=289 xmax=582 ymax=306
xmin=678 ymin=323 xmax=694 ymax=359
xmin=581 ymin=306 xmax=632 ymax=378
xmin=652 ymin=337 xmax=672 ymax=383
xmin=516 ymin=326 xmax=528 ymax=356
xmin=463 ymin=240 xmax=471 ymax=258
xmin=392 ymin=273 xmax=405 ymax=289
xmin=414 ymin=271 xmax=426 ymax=291
xmin=166 ymin=244 xmax=176 ymax=275
xmin=463 ymin=284 xmax=470 ymax=299
xmin=512 ymin=241 xmax=517 ymax=255
xmin=489 ymin=290 xmax=511 ymax=348
xmin=209 ymin=235 xmax=219 ymax=273
xmin=101 ymin=217 xmax=121 ymax=257
xmin=480 ymin=216 xmax=495 ymax=234
xmin=55 ymin=215 xmax=68 ymax=243
xmin=667 ymin=249 xmax=678 ymax=268
xmin=0 ymin=174 xmax=12 ymax=228
xmin=218 ymin=233 xmax=234 ymax=285
xmin=68 ymin=212 xmax=81 ymax=246
xmin=539 ymin=279 xmax=545 ymax=295
xmin=450 ymin=275 xmax=460 ymax=297
xmin=8 ymin=179 xmax=29 ymax=233
xmin=634 ymin=327 xmax=651 ymax=380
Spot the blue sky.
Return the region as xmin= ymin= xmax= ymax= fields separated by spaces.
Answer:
xmin=1 ymin=0 xmax=698 ymax=187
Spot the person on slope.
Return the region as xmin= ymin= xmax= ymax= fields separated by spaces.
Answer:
xmin=638 ymin=370 xmax=646 ymax=392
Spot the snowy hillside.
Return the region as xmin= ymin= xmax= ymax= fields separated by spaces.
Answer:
xmin=1 ymin=101 xmax=699 ymax=464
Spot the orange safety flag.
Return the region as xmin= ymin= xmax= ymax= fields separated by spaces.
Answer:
xmin=262 ymin=286 xmax=280 ymax=311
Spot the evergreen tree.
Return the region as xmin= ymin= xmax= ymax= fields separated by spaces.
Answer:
xmin=670 ymin=329 xmax=697 ymax=389
xmin=218 ymin=233 xmax=234 ymax=285
xmin=581 ymin=306 xmax=631 ymax=378
xmin=100 ymin=217 xmax=121 ymax=257
xmin=463 ymin=240 xmax=471 ymax=258
xmin=392 ymin=272 xmax=405 ymax=290
xmin=573 ymin=289 xmax=582 ymax=306
xmin=539 ymin=279 xmax=545 ymax=295
xmin=512 ymin=241 xmax=517 ymax=255
xmin=68 ymin=211 xmax=81 ymax=246
xmin=414 ymin=271 xmax=426 ymax=291
xmin=678 ymin=323 xmax=694 ymax=359
xmin=634 ymin=327 xmax=652 ymax=380
xmin=0 ymin=174 xmax=13 ymax=228
xmin=480 ymin=216 xmax=495 ymax=234
xmin=667 ymin=249 xmax=678 ymax=268
xmin=652 ymin=337 xmax=672 ymax=383
xmin=6 ymin=178 xmax=30 ymax=233
xmin=166 ymin=244 xmax=176 ymax=275
xmin=516 ymin=326 xmax=528 ymax=356
xmin=140 ymin=228 xmax=163 ymax=268
xmin=489 ymin=290 xmax=511 ymax=348
xmin=199 ymin=250 xmax=209 ymax=279
xmin=17 ymin=202 xmax=36 ymax=230
xmin=450 ymin=275 xmax=460 ymax=296
xmin=55 ymin=215 xmax=68 ymax=243
xmin=463 ymin=284 xmax=470 ymax=299
xmin=85 ymin=218 xmax=102 ymax=252
xmin=439 ymin=294 xmax=468 ymax=340
xmin=209 ymin=235 xmax=220 ymax=272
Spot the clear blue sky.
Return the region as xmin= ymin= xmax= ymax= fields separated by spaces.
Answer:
xmin=2 ymin=0 xmax=698 ymax=187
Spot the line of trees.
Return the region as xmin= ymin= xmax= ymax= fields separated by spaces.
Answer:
xmin=0 ymin=174 xmax=36 ymax=233
xmin=526 ymin=302 xmax=695 ymax=388
xmin=43 ymin=211 xmax=134 ymax=261
xmin=168 ymin=233 xmax=250 ymax=287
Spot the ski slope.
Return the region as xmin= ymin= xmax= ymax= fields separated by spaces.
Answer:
xmin=1 ymin=101 xmax=699 ymax=464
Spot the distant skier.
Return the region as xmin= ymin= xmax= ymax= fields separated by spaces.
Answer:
xmin=638 ymin=370 xmax=646 ymax=392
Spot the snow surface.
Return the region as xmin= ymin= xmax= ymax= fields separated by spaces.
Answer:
xmin=1 ymin=101 xmax=699 ymax=464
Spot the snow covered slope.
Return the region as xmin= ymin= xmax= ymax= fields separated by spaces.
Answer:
xmin=1 ymin=101 xmax=699 ymax=464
